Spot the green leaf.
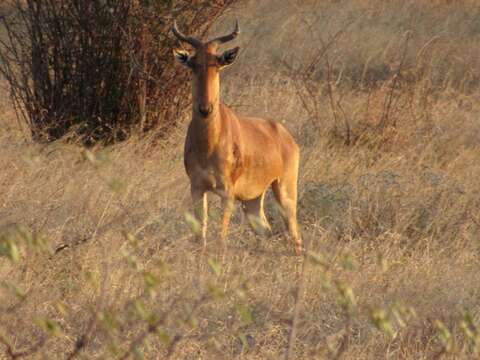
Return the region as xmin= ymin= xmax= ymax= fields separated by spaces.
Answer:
xmin=246 ymin=215 xmax=267 ymax=235
xmin=0 ymin=239 xmax=20 ymax=263
xmin=36 ymin=318 xmax=61 ymax=336
xmin=235 ymin=288 xmax=247 ymax=300
xmin=133 ymin=346 xmax=144 ymax=360
xmin=434 ymin=320 xmax=453 ymax=352
xmin=236 ymin=304 xmax=253 ymax=325
xmin=123 ymin=232 xmax=139 ymax=248
xmin=184 ymin=212 xmax=201 ymax=236
xmin=206 ymin=283 xmax=225 ymax=299
xmin=133 ymin=300 xmax=149 ymax=320
xmin=121 ymin=247 xmax=142 ymax=271
xmin=144 ymin=272 xmax=159 ymax=288
xmin=96 ymin=150 xmax=110 ymax=163
xmin=207 ymin=258 xmax=221 ymax=277
xmin=156 ymin=329 xmax=171 ymax=345
xmin=318 ymin=272 xmax=332 ymax=291
xmin=144 ymin=272 xmax=159 ymax=297
xmin=307 ymin=251 xmax=326 ymax=267
xmin=370 ymin=307 xmax=395 ymax=338
xmin=1 ymin=281 xmax=26 ymax=300
xmin=108 ymin=179 xmax=126 ymax=192
xmin=341 ymin=253 xmax=357 ymax=271
xmin=16 ymin=226 xmax=33 ymax=245
xmin=83 ymin=150 xmax=97 ymax=164
xmin=99 ymin=311 xmax=119 ymax=332
xmin=238 ymin=333 xmax=249 ymax=350
xmin=83 ymin=149 xmax=110 ymax=166
xmin=107 ymin=341 xmax=120 ymax=356
xmin=336 ymin=280 xmax=356 ymax=311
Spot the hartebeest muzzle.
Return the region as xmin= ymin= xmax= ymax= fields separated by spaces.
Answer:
xmin=198 ymin=104 xmax=213 ymax=117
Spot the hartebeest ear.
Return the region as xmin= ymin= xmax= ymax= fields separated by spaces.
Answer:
xmin=218 ymin=47 xmax=240 ymax=69
xmin=173 ymin=48 xmax=192 ymax=67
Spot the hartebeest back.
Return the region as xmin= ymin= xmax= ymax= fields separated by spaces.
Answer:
xmin=172 ymin=20 xmax=302 ymax=254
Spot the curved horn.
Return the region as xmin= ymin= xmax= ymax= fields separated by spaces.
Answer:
xmin=172 ymin=20 xmax=201 ymax=48
xmin=209 ymin=20 xmax=240 ymax=45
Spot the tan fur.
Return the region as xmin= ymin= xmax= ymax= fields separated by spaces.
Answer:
xmin=173 ymin=24 xmax=302 ymax=254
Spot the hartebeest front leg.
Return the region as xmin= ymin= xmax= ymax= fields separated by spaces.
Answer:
xmin=191 ymin=187 xmax=208 ymax=248
xmin=220 ymin=196 xmax=234 ymax=250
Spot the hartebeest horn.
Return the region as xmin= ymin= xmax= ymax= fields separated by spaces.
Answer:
xmin=172 ymin=20 xmax=202 ymax=48
xmin=209 ymin=20 xmax=240 ymax=45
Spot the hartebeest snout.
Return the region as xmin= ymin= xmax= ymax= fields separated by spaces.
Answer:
xmin=172 ymin=20 xmax=302 ymax=254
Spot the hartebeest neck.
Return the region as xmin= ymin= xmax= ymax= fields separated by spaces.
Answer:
xmin=190 ymin=113 xmax=222 ymax=156
xmin=190 ymin=70 xmax=222 ymax=154
xmin=190 ymin=107 xmax=222 ymax=156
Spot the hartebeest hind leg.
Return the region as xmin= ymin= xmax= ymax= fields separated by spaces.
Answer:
xmin=272 ymin=177 xmax=302 ymax=255
xmin=242 ymin=194 xmax=272 ymax=236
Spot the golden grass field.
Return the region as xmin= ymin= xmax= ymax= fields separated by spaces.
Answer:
xmin=1 ymin=0 xmax=480 ymax=358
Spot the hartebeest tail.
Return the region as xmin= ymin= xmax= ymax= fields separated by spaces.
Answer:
xmin=172 ymin=20 xmax=302 ymax=254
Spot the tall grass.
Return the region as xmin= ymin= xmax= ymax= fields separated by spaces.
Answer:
xmin=0 ymin=0 xmax=479 ymax=358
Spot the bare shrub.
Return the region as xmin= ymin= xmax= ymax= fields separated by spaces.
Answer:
xmin=0 ymin=0 xmax=236 ymax=144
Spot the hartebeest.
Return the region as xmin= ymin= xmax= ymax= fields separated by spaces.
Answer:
xmin=172 ymin=20 xmax=302 ymax=254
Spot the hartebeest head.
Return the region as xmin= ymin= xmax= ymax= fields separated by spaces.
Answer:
xmin=172 ymin=21 xmax=240 ymax=117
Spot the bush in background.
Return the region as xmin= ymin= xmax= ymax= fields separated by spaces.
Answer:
xmin=0 ymin=0 xmax=236 ymax=144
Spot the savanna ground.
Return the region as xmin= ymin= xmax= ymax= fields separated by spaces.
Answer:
xmin=1 ymin=0 xmax=480 ymax=358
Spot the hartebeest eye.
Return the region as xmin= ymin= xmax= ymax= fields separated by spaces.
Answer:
xmin=173 ymin=48 xmax=193 ymax=68
xmin=218 ymin=47 xmax=240 ymax=69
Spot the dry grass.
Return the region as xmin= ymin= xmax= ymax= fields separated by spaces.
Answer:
xmin=1 ymin=0 xmax=480 ymax=359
